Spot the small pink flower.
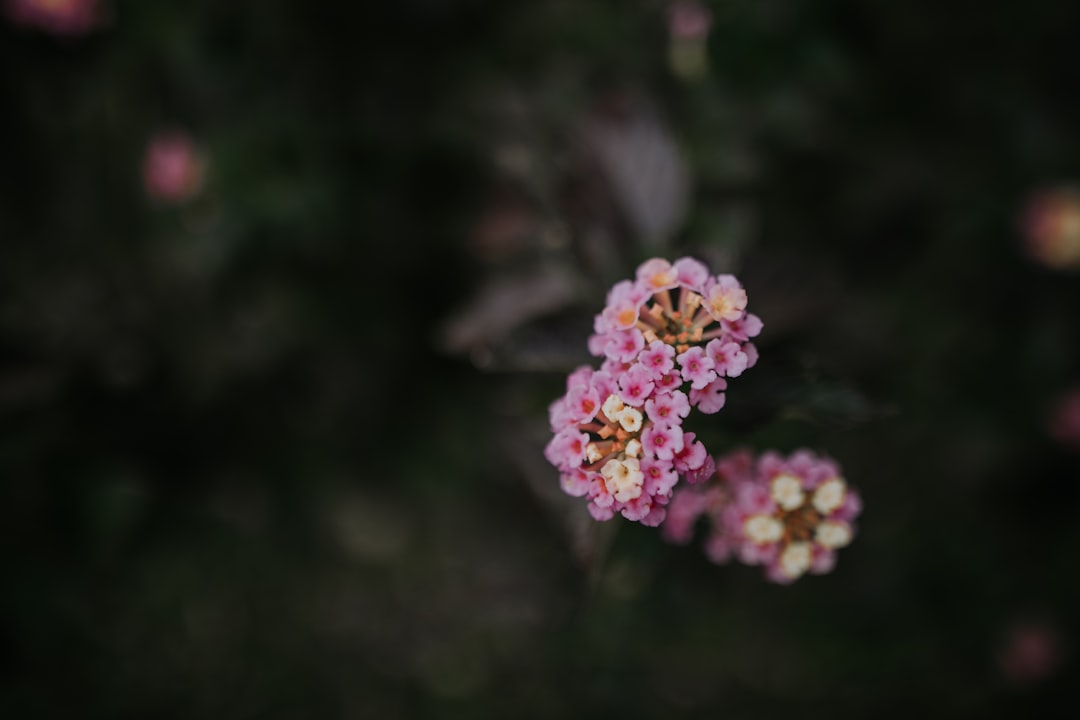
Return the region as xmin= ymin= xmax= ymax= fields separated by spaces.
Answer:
xmin=566 ymin=384 xmax=601 ymax=424
xmin=619 ymin=494 xmax=655 ymax=522
xmin=655 ymin=371 xmax=682 ymax=394
xmin=566 ymin=365 xmax=594 ymax=388
xmin=588 ymin=503 xmax=615 ymax=521
xmin=636 ymin=258 xmax=680 ymax=293
xmin=639 ymin=504 xmax=668 ymax=527
xmin=684 ymin=453 xmax=715 ymax=484
xmin=677 ymin=346 xmax=716 ymax=389
xmin=617 ymin=364 xmax=656 ymax=407
xmin=672 ymin=432 xmax=707 ymax=473
xmin=143 ymin=130 xmax=205 ymax=204
xmin=589 ymin=369 xmax=619 ymax=400
xmin=603 ymin=328 xmax=646 ymax=364
xmin=705 ymin=338 xmax=749 ymax=378
xmin=644 ymin=389 xmax=690 ymax=424
xmin=606 ymin=278 xmax=650 ymax=310
xmin=638 ymin=340 xmax=676 ymax=380
xmin=673 ymin=256 xmax=709 ymax=291
xmin=590 ymin=476 xmax=615 ymax=509
xmin=722 ymin=312 xmax=763 ymax=342
xmin=744 ymin=343 xmax=759 ymax=370
xmin=587 ymin=333 xmax=607 ymax=356
xmin=560 ymin=469 xmax=592 ymax=498
xmin=641 ymin=423 xmax=684 ymax=461
xmin=689 ymin=377 xmax=727 ymax=414
xmin=544 ymin=428 xmax=589 ymax=470
xmin=548 ymin=396 xmax=575 ymax=432
xmin=641 ymin=457 xmax=679 ymax=497
xmin=599 ymin=280 xmax=650 ymax=331
xmin=702 ymin=275 xmax=748 ymax=322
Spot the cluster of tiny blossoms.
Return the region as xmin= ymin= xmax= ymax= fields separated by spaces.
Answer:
xmin=545 ymin=257 xmax=760 ymax=526
xmin=663 ymin=449 xmax=863 ymax=583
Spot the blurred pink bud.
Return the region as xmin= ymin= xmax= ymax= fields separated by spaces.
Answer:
xmin=1049 ymin=387 xmax=1080 ymax=451
xmin=997 ymin=622 xmax=1063 ymax=688
xmin=143 ymin=131 xmax=205 ymax=204
xmin=5 ymin=0 xmax=100 ymax=36
xmin=1021 ymin=187 xmax=1080 ymax=270
xmin=668 ymin=0 xmax=712 ymax=40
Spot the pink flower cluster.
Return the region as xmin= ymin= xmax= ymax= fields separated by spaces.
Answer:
xmin=545 ymin=257 xmax=760 ymax=526
xmin=663 ymin=449 xmax=863 ymax=583
xmin=589 ymin=257 xmax=761 ymax=415
xmin=5 ymin=0 xmax=100 ymax=36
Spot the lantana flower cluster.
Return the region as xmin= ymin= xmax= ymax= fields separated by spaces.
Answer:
xmin=545 ymin=257 xmax=760 ymax=526
xmin=663 ymin=449 xmax=863 ymax=583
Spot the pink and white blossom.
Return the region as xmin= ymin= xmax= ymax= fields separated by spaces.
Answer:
xmin=660 ymin=448 xmax=862 ymax=584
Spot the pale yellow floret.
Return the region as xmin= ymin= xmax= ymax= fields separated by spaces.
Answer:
xmin=624 ymin=439 xmax=642 ymax=459
xmin=812 ymin=478 xmax=846 ymax=515
xmin=708 ymin=294 xmax=736 ymax=319
xmin=779 ymin=542 xmax=812 ymax=580
xmin=617 ymin=407 xmax=643 ymax=433
xmin=648 ymin=269 xmax=677 ymax=289
xmin=602 ymin=394 xmax=625 ymax=420
xmin=770 ymin=474 xmax=805 ymax=511
xmin=815 ymin=521 xmax=852 ymax=549
xmin=615 ymin=306 xmax=638 ymax=327
xmin=602 ymin=457 xmax=644 ymax=502
xmin=743 ymin=514 xmax=783 ymax=544
xmin=586 ymin=443 xmax=605 ymax=464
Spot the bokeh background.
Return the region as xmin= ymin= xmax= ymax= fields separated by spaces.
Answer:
xmin=3 ymin=1 xmax=1080 ymax=717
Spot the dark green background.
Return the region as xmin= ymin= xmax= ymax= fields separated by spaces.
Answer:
xmin=2 ymin=1 xmax=1079 ymax=717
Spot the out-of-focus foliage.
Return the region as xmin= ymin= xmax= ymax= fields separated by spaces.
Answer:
xmin=2 ymin=1 xmax=1079 ymax=718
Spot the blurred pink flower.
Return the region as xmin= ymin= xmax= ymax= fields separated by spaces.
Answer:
xmin=1021 ymin=187 xmax=1080 ymax=270
xmin=663 ymin=448 xmax=862 ymax=584
xmin=5 ymin=0 xmax=100 ymax=36
xmin=667 ymin=0 xmax=712 ymax=40
xmin=1049 ymin=387 xmax=1080 ymax=451
xmin=997 ymin=621 xmax=1063 ymax=688
xmin=143 ymin=131 xmax=205 ymax=204
xmin=667 ymin=1 xmax=711 ymax=81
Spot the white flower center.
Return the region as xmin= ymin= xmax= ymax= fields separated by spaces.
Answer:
xmin=617 ymin=407 xmax=643 ymax=433
xmin=770 ymin=474 xmax=805 ymax=511
xmin=812 ymin=478 xmax=846 ymax=515
xmin=780 ymin=542 xmax=812 ymax=579
xmin=602 ymin=394 xmax=625 ymax=420
xmin=601 ymin=458 xmax=644 ymax=502
xmin=815 ymin=521 xmax=852 ymax=549
xmin=744 ymin=514 xmax=783 ymax=544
